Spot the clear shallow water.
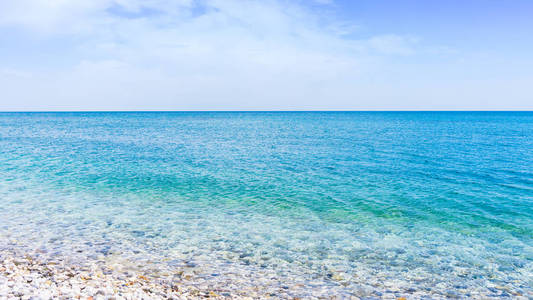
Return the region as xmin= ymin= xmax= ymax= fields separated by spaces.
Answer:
xmin=0 ymin=112 xmax=532 ymax=298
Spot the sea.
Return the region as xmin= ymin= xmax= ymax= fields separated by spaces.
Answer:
xmin=0 ymin=112 xmax=532 ymax=298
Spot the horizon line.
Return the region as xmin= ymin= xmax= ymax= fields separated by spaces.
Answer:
xmin=0 ymin=110 xmax=532 ymax=113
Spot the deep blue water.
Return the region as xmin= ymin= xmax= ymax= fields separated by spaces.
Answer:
xmin=0 ymin=112 xmax=532 ymax=297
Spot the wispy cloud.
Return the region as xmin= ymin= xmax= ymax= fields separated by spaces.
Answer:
xmin=313 ymin=0 xmax=334 ymax=5
xmin=1 ymin=0 xmax=409 ymax=110
xmin=3 ymin=0 xmax=527 ymax=110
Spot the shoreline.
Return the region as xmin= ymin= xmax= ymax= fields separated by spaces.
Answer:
xmin=2 ymin=250 xmax=529 ymax=299
xmin=0 ymin=249 xmax=238 ymax=299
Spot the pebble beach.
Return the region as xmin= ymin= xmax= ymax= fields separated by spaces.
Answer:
xmin=1 ymin=250 xmax=202 ymax=300
xmin=2 ymin=247 xmax=531 ymax=299
xmin=1 ymin=249 xmax=280 ymax=300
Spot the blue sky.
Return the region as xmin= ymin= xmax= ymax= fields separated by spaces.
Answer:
xmin=0 ymin=0 xmax=532 ymax=110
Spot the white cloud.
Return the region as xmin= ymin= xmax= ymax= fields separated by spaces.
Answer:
xmin=0 ymin=0 xmax=387 ymax=109
xmin=367 ymin=35 xmax=419 ymax=55
xmin=6 ymin=0 xmax=525 ymax=110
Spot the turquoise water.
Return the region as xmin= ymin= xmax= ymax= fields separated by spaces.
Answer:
xmin=0 ymin=112 xmax=532 ymax=297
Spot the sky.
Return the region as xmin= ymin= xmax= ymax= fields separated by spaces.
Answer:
xmin=0 ymin=0 xmax=532 ymax=111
